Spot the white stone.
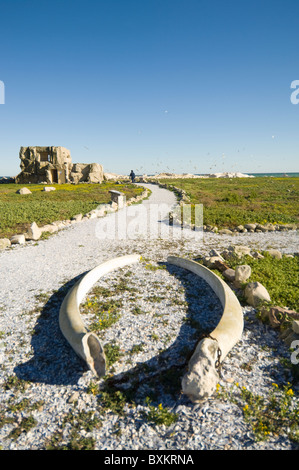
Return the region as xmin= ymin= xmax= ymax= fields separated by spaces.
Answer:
xmin=0 ymin=238 xmax=11 ymax=250
xmin=244 ymin=223 xmax=257 ymax=230
xmin=244 ymin=282 xmax=271 ymax=307
xmin=181 ymin=338 xmax=220 ymax=403
xmin=206 ymin=256 xmax=225 ymax=269
xmin=43 ymin=186 xmax=56 ymax=192
xmin=25 ymin=222 xmax=42 ymax=240
xmin=292 ymin=320 xmax=299 ymax=334
xmin=71 ymin=214 xmax=83 ymax=222
xmin=235 ymin=265 xmax=252 ymax=287
xmin=16 ymin=187 xmax=32 ymax=195
xmin=40 ymin=224 xmax=58 ymax=233
xmin=223 ymin=268 xmax=235 ymax=282
xmin=251 ymin=251 xmax=264 ymax=259
xmin=229 ymin=245 xmax=251 ymax=258
xmin=10 ymin=234 xmax=26 ymax=245
xmin=266 ymin=249 xmax=282 ymax=259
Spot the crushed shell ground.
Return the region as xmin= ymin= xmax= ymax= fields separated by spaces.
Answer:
xmin=0 ymin=183 xmax=298 ymax=450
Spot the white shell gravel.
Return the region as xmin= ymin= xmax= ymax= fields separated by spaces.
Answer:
xmin=0 ymin=183 xmax=298 ymax=450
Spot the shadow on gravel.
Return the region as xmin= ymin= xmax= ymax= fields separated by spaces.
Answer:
xmin=100 ymin=263 xmax=223 ymax=408
xmin=14 ymin=272 xmax=91 ymax=386
xmin=14 ymin=262 xmax=223 ymax=398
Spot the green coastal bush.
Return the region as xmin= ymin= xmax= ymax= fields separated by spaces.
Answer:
xmin=0 ymin=182 xmax=143 ymax=238
xmin=159 ymin=176 xmax=299 ymax=229
xmin=228 ymin=252 xmax=299 ymax=311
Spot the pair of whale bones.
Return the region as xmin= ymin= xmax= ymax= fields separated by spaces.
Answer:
xmin=59 ymin=254 xmax=243 ymax=402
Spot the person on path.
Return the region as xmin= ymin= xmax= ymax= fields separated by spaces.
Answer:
xmin=129 ymin=170 xmax=136 ymax=183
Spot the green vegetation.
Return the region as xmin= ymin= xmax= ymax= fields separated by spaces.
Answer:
xmin=104 ymin=340 xmax=122 ymax=370
xmin=216 ymin=381 xmax=299 ymax=443
xmin=159 ymin=177 xmax=299 ymax=228
xmin=0 ymin=182 xmax=144 ymax=238
xmin=222 ymin=252 xmax=299 ymax=311
xmin=81 ymin=296 xmax=122 ymax=332
xmin=143 ymin=397 xmax=178 ymax=426
xmin=45 ymin=409 xmax=101 ymax=450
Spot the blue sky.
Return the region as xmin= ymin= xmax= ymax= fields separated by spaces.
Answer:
xmin=0 ymin=0 xmax=298 ymax=176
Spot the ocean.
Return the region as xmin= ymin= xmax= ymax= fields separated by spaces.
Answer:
xmin=1 ymin=172 xmax=299 ymax=180
xmin=196 ymin=172 xmax=299 ymax=177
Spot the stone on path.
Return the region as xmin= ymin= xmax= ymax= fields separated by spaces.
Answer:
xmin=0 ymin=238 xmax=11 ymax=250
xmin=25 ymin=222 xmax=42 ymax=241
xmin=10 ymin=234 xmax=26 ymax=245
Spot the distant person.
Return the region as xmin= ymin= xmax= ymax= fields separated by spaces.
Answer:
xmin=129 ymin=170 xmax=136 ymax=183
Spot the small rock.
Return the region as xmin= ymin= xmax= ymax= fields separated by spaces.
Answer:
xmin=244 ymin=282 xmax=271 ymax=307
xmin=16 ymin=187 xmax=32 ymax=195
xmin=255 ymin=224 xmax=268 ymax=232
xmin=266 ymin=249 xmax=282 ymax=259
xmin=209 ymin=249 xmax=223 ymax=258
xmin=219 ymin=229 xmax=233 ymax=235
xmin=206 ymin=256 xmax=225 ymax=269
xmin=68 ymin=392 xmax=79 ymax=403
xmin=71 ymin=214 xmax=83 ymax=222
xmin=43 ymin=186 xmax=56 ymax=192
xmin=292 ymin=320 xmax=299 ymax=334
xmin=231 ymin=245 xmax=252 ymax=258
xmin=213 ymin=259 xmax=230 ymax=272
xmin=40 ymin=224 xmax=58 ymax=234
xmin=234 ymin=265 xmax=252 ymax=287
xmin=221 ymin=245 xmax=251 ymax=260
xmin=244 ymin=223 xmax=257 ymax=231
xmin=222 ymin=268 xmax=235 ymax=282
xmin=0 ymin=238 xmax=11 ymax=250
xmin=10 ymin=234 xmax=26 ymax=245
xmin=251 ymin=251 xmax=264 ymax=259
xmin=25 ymin=222 xmax=42 ymax=241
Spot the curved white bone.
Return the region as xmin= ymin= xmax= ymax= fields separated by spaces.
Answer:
xmin=59 ymin=254 xmax=141 ymax=377
xmin=167 ymin=255 xmax=243 ymax=402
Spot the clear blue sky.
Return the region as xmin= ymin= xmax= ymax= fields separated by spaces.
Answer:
xmin=0 ymin=0 xmax=298 ymax=176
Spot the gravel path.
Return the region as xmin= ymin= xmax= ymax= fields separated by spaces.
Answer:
xmin=0 ymin=183 xmax=298 ymax=450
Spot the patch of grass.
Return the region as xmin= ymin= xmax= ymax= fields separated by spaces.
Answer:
xmin=7 ymin=416 xmax=37 ymax=441
xmin=144 ymin=263 xmax=167 ymax=271
xmin=159 ymin=177 xmax=299 ymax=229
xmin=129 ymin=343 xmax=145 ymax=355
xmin=82 ymin=297 xmax=122 ymax=331
xmin=0 ymin=182 xmax=144 ymax=238
xmin=131 ymin=306 xmax=146 ymax=315
xmin=3 ymin=375 xmax=30 ymax=393
xmin=228 ymin=252 xmax=299 ymax=311
xmin=98 ymin=388 xmax=128 ymax=416
xmin=143 ymin=397 xmax=178 ymax=426
xmin=45 ymin=409 xmax=101 ymax=450
xmin=104 ymin=341 xmax=122 ymax=369
xmin=216 ymin=382 xmax=299 ymax=443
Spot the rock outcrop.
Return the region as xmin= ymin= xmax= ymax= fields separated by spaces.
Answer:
xmin=15 ymin=146 xmax=104 ymax=185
